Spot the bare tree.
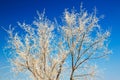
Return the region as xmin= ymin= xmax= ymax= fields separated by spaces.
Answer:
xmin=6 ymin=6 xmax=111 ymax=80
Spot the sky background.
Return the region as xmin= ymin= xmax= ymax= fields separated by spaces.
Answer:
xmin=0 ymin=0 xmax=120 ymax=80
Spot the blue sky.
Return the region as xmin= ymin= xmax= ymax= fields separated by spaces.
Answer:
xmin=0 ymin=0 xmax=120 ymax=80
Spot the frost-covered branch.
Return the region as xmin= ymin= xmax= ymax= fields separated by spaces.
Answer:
xmin=5 ymin=6 xmax=111 ymax=80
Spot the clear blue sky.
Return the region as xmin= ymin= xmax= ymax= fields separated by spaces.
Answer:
xmin=0 ymin=0 xmax=120 ymax=80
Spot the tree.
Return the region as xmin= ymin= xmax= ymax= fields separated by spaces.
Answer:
xmin=6 ymin=6 xmax=111 ymax=80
